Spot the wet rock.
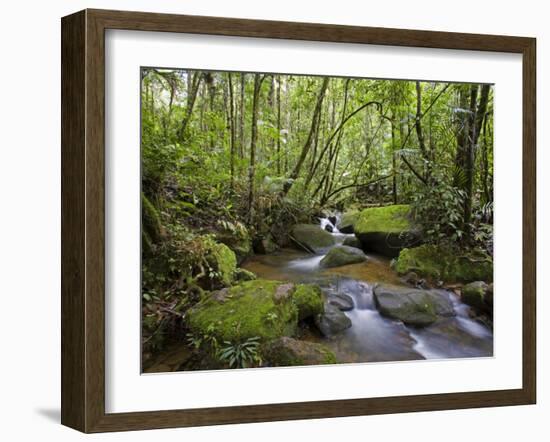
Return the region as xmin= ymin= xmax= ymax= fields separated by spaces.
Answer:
xmin=354 ymin=205 xmax=422 ymax=258
xmin=329 ymin=293 xmax=354 ymax=311
xmin=373 ymin=284 xmax=455 ymax=327
xmin=315 ymin=303 xmax=352 ymax=337
xmin=319 ymin=245 xmax=367 ymax=268
xmin=290 ymin=224 xmax=336 ymax=253
xmin=264 ymin=337 xmax=337 ymax=366
xmin=324 ymin=224 xmax=334 ymax=233
xmin=338 ymin=210 xmax=359 ymax=234
xmin=253 ymin=235 xmax=278 ymax=254
xmin=395 ymin=244 xmax=493 ymax=283
xmin=328 ymin=215 xmax=338 ymax=226
xmin=462 ymin=281 xmax=491 ymax=314
xmin=342 ymin=236 xmax=362 ymax=249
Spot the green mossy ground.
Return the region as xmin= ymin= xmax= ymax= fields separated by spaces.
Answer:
xmin=395 ymin=244 xmax=493 ymax=283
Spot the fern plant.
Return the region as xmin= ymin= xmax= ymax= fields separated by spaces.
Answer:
xmin=217 ymin=337 xmax=262 ymax=369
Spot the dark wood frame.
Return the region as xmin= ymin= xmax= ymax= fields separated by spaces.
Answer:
xmin=61 ymin=8 xmax=536 ymax=433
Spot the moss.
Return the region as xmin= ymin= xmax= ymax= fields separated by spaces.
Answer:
xmin=263 ymin=337 xmax=337 ymax=367
xmin=216 ymin=226 xmax=252 ymax=264
xmin=187 ymin=280 xmax=299 ymax=343
xmin=462 ymin=281 xmax=489 ymax=310
xmin=354 ymin=205 xmax=412 ymax=234
xmin=233 ymin=268 xmax=257 ymax=282
xmin=206 ymin=242 xmax=237 ymax=288
xmin=141 ymin=193 xmax=163 ymax=243
xmin=292 ymin=284 xmax=324 ymax=321
xmin=395 ymin=244 xmax=493 ymax=283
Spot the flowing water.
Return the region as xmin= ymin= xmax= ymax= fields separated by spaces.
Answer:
xmin=243 ymin=215 xmax=493 ymax=363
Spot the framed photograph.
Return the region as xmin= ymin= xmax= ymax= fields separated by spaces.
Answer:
xmin=61 ymin=9 xmax=536 ymax=433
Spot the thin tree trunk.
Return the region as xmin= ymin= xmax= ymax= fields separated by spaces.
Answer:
xmin=227 ymin=73 xmax=236 ymax=190
xmin=276 ymin=76 xmax=282 ymax=175
xmin=178 ymin=71 xmax=203 ymax=141
xmin=248 ymin=74 xmax=264 ymax=223
xmin=282 ymin=77 xmax=330 ymax=195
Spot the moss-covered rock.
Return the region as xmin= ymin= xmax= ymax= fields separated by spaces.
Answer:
xmin=290 ymin=224 xmax=336 ymax=253
xmin=338 ymin=210 xmax=360 ymax=234
xmin=233 ymin=268 xmax=257 ymax=282
xmin=354 ymin=205 xmax=422 ymax=257
xmin=292 ymin=284 xmax=324 ymax=320
xmin=216 ymin=225 xmax=252 ymax=264
xmin=395 ymin=244 xmax=493 ymax=283
xmin=319 ymin=245 xmax=367 ymax=268
xmin=264 ymin=337 xmax=337 ymax=367
xmin=462 ymin=281 xmax=490 ymax=312
xmin=188 ymin=280 xmax=304 ymax=343
xmin=203 ymin=242 xmax=237 ymax=289
xmin=142 ymin=193 xmax=164 ymax=254
xmin=373 ymin=284 xmax=455 ymax=327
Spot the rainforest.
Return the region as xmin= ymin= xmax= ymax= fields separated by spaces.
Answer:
xmin=140 ymin=68 xmax=494 ymax=372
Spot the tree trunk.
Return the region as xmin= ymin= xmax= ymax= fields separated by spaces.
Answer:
xmin=247 ymin=74 xmax=264 ymax=223
xmin=178 ymin=71 xmax=203 ymax=141
xmin=282 ymin=77 xmax=330 ymax=195
xmin=227 ymin=73 xmax=236 ymax=189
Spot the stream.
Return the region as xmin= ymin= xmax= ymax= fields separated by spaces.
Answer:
xmin=242 ymin=215 xmax=493 ymax=364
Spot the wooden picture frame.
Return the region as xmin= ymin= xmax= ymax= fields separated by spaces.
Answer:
xmin=61 ymin=8 xmax=536 ymax=433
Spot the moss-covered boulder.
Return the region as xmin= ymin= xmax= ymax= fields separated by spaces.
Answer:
xmin=188 ymin=280 xmax=299 ymax=343
xmin=264 ymin=337 xmax=337 ymax=367
xmin=462 ymin=281 xmax=492 ymax=314
xmin=373 ymin=284 xmax=455 ymax=327
xmin=395 ymin=244 xmax=493 ymax=283
xmin=292 ymin=284 xmax=324 ymax=320
xmin=202 ymin=242 xmax=237 ymax=289
xmin=354 ymin=205 xmax=422 ymax=257
xmin=188 ymin=280 xmax=324 ymax=344
xmin=338 ymin=210 xmax=360 ymax=234
xmin=290 ymin=224 xmax=336 ymax=252
xmin=216 ymin=225 xmax=252 ymax=264
xmin=141 ymin=193 xmax=164 ymax=255
xmin=319 ymin=245 xmax=367 ymax=268
xmin=233 ymin=268 xmax=257 ymax=282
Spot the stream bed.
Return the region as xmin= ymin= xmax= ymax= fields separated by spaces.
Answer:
xmin=242 ymin=218 xmax=493 ymax=364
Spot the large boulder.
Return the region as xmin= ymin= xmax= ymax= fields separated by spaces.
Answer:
xmin=319 ymin=245 xmax=367 ymax=268
xmin=315 ymin=303 xmax=352 ymax=337
xmin=395 ymin=244 xmax=493 ymax=283
xmin=290 ymin=224 xmax=336 ymax=253
xmin=462 ymin=281 xmax=492 ymax=315
xmin=292 ymin=284 xmax=324 ymax=321
xmin=373 ymin=284 xmax=455 ymax=327
xmin=338 ymin=210 xmax=360 ymax=234
xmin=264 ymin=337 xmax=337 ymax=366
xmin=188 ymin=280 xmax=299 ymax=342
xmin=342 ymin=236 xmax=362 ymax=249
xmin=354 ymin=205 xmax=421 ymax=257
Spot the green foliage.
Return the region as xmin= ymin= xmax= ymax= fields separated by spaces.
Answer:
xmin=217 ymin=337 xmax=263 ymax=368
